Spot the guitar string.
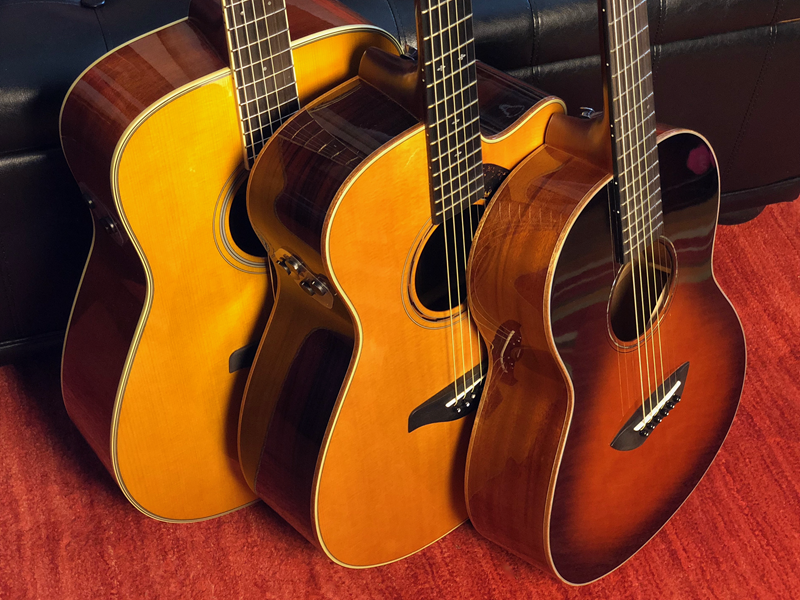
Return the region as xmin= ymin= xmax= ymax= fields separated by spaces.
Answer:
xmin=622 ymin=0 xmax=660 ymax=418
xmin=425 ymin=0 xmax=463 ymax=404
xmin=223 ymin=1 xmax=256 ymax=165
xmin=438 ymin=0 xmax=470 ymax=403
xmin=615 ymin=0 xmax=655 ymax=417
xmin=451 ymin=0 xmax=484 ymax=397
xmin=256 ymin=0 xmax=299 ymax=157
xmin=626 ymin=0 xmax=669 ymax=416
xmin=264 ymin=1 xmax=300 ymax=134
xmin=463 ymin=0 xmax=487 ymax=390
xmin=609 ymin=0 xmax=648 ymax=419
xmin=617 ymin=0 xmax=658 ymax=419
xmin=235 ymin=0 xmax=272 ymax=166
xmin=603 ymin=2 xmax=632 ymax=421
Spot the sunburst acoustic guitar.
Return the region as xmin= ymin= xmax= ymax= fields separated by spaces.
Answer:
xmin=59 ymin=0 xmax=399 ymax=522
xmin=240 ymin=0 xmax=565 ymax=567
xmin=464 ymin=0 xmax=747 ymax=584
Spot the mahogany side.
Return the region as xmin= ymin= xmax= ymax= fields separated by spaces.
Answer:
xmin=465 ymin=128 xmax=746 ymax=584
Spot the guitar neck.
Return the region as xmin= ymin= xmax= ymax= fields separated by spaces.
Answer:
xmin=222 ymin=0 xmax=300 ymax=168
xmin=602 ymin=0 xmax=663 ymax=262
xmin=417 ymin=0 xmax=485 ymax=225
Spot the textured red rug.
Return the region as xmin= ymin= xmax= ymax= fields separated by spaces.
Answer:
xmin=2 ymin=200 xmax=799 ymax=599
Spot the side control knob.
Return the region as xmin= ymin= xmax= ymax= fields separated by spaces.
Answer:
xmin=276 ymin=259 xmax=292 ymax=275
xmin=310 ymin=279 xmax=327 ymax=296
xmin=299 ymin=280 xmax=316 ymax=296
xmin=100 ymin=216 xmax=118 ymax=235
xmin=285 ymin=256 xmax=303 ymax=274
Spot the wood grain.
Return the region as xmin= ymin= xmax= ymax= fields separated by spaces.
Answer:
xmin=465 ymin=128 xmax=747 ymax=584
xmin=242 ymin=62 xmax=564 ymax=564
xmin=60 ymin=2 xmax=400 ymax=521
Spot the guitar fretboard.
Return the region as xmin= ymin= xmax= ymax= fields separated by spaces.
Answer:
xmin=418 ymin=0 xmax=484 ymax=224
xmin=222 ymin=0 xmax=300 ymax=167
xmin=604 ymin=0 xmax=663 ymax=262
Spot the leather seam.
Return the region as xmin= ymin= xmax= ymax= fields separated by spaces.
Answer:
xmin=653 ymin=0 xmax=667 ymax=77
xmin=724 ymin=24 xmax=778 ymax=180
xmin=0 ymin=212 xmax=21 ymax=337
xmin=94 ymin=3 xmax=110 ymax=51
xmin=527 ymin=0 xmax=538 ymax=81
xmin=383 ymin=0 xmax=405 ymax=49
xmin=771 ymin=0 xmax=785 ymax=25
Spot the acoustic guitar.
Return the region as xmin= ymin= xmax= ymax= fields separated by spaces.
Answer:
xmin=240 ymin=0 xmax=564 ymax=567
xmin=59 ymin=0 xmax=399 ymax=522
xmin=464 ymin=0 xmax=747 ymax=584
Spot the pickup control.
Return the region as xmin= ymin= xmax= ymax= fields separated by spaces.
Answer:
xmin=274 ymin=248 xmax=334 ymax=309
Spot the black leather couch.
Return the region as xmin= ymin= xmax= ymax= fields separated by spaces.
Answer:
xmin=1 ymin=0 xmax=798 ymax=364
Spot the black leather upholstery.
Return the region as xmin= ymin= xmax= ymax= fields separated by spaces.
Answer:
xmin=1 ymin=0 xmax=798 ymax=363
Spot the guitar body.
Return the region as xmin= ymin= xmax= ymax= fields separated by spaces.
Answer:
xmin=242 ymin=57 xmax=565 ymax=565
xmin=59 ymin=0 xmax=400 ymax=521
xmin=465 ymin=128 xmax=747 ymax=583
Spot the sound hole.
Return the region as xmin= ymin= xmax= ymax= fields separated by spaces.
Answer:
xmin=229 ymin=181 xmax=267 ymax=258
xmin=414 ymin=206 xmax=483 ymax=313
xmin=609 ymin=239 xmax=674 ymax=343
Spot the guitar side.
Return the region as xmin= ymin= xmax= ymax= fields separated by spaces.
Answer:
xmin=465 ymin=129 xmax=747 ymax=583
xmin=60 ymin=0 xmax=401 ymax=521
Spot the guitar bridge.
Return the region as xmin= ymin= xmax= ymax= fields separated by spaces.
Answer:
xmin=610 ymin=362 xmax=690 ymax=451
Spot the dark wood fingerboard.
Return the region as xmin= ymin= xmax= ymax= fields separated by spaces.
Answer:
xmin=603 ymin=0 xmax=663 ymax=262
xmin=222 ymin=0 xmax=300 ymax=167
xmin=417 ymin=0 xmax=485 ymax=225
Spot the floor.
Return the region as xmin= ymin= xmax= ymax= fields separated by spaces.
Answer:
xmin=1 ymin=200 xmax=798 ymax=599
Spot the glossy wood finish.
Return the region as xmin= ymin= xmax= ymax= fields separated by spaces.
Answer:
xmin=59 ymin=1 xmax=400 ymax=521
xmin=465 ymin=129 xmax=746 ymax=584
xmin=242 ymin=63 xmax=564 ymax=564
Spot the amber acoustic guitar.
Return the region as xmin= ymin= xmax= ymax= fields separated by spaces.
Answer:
xmin=240 ymin=0 xmax=564 ymax=567
xmin=59 ymin=0 xmax=399 ymax=522
xmin=465 ymin=0 xmax=747 ymax=585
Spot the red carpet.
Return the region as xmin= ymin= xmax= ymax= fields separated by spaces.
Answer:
xmin=2 ymin=201 xmax=799 ymax=599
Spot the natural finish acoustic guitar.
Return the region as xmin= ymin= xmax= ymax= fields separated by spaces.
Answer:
xmin=240 ymin=0 xmax=565 ymax=567
xmin=59 ymin=0 xmax=399 ymax=522
xmin=464 ymin=0 xmax=747 ymax=584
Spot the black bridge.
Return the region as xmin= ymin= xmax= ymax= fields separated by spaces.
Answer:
xmin=611 ymin=362 xmax=690 ymax=451
xmin=408 ymin=364 xmax=486 ymax=432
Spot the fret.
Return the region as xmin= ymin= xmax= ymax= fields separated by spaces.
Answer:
xmin=618 ymin=145 xmax=658 ymax=172
xmin=434 ymin=167 xmax=483 ymax=200
xmin=609 ymin=49 xmax=652 ymax=76
xmin=619 ymin=168 xmax=659 ymax=194
xmin=604 ymin=0 xmax=663 ymax=261
xmin=428 ymin=114 xmax=481 ymax=145
xmin=236 ymin=28 xmax=290 ymax=51
xmin=427 ymin=91 xmax=478 ymax=113
xmin=223 ymin=0 xmax=298 ymax=168
xmin=424 ymin=40 xmax=474 ymax=68
xmin=608 ymin=0 xmax=647 ymax=24
xmin=419 ymin=0 xmax=483 ymax=223
xmin=431 ymin=146 xmax=482 ymax=177
xmin=422 ymin=13 xmax=472 ymax=42
xmin=621 ymin=199 xmax=662 ymax=231
xmin=434 ymin=186 xmax=486 ymax=219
